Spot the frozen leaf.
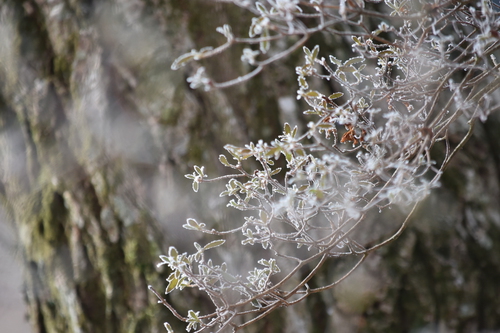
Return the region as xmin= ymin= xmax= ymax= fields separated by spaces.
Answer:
xmin=329 ymin=92 xmax=344 ymax=100
xmin=329 ymin=55 xmax=342 ymax=66
xmin=186 ymin=310 xmax=201 ymax=332
xmin=204 ymin=239 xmax=226 ymax=250
xmin=303 ymin=46 xmax=312 ymax=58
xmin=270 ymin=167 xmax=282 ymax=176
xmin=168 ymin=246 xmax=178 ymax=259
xmin=166 ymin=277 xmax=178 ymax=294
xmin=260 ymin=210 xmax=269 ymax=223
xmin=311 ymin=45 xmax=320 ymax=60
xmin=216 ymin=24 xmax=233 ymax=40
xmin=344 ymin=57 xmax=364 ymax=66
xmin=183 ymin=218 xmax=206 ymax=231
xmin=194 ymin=242 xmax=203 ymax=251
xmin=164 ymin=323 xmax=174 ymax=333
xmin=260 ymin=27 xmax=270 ymax=54
xmin=305 ymin=90 xmax=321 ymax=97
xmin=219 ymin=154 xmax=230 ymax=166
xmin=339 ymin=66 xmax=356 ymax=73
xmin=284 ymin=122 xmax=292 ymax=134
xmin=352 ymin=36 xmax=363 ymax=45
xmin=256 ymin=2 xmax=268 ymax=14
xmin=194 ymin=165 xmax=204 ymax=176
xmin=171 ymin=52 xmax=197 ymax=70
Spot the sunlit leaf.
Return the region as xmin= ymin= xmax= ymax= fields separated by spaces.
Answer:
xmin=166 ymin=277 xmax=178 ymax=294
xmin=305 ymin=90 xmax=321 ymax=97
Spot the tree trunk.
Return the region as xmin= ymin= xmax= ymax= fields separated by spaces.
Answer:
xmin=0 ymin=0 xmax=277 ymax=332
xmin=1 ymin=1 xmax=499 ymax=333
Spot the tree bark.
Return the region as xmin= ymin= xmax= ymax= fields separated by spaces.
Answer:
xmin=1 ymin=1 xmax=499 ymax=333
xmin=0 ymin=0 xmax=287 ymax=331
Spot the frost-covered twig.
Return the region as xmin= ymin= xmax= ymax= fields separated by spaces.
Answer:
xmin=153 ymin=0 xmax=500 ymax=331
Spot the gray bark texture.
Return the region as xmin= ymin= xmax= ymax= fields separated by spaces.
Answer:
xmin=0 ymin=0 xmax=499 ymax=332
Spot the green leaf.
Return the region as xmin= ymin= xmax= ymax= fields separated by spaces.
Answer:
xmin=260 ymin=27 xmax=270 ymax=54
xmin=183 ymin=218 xmax=204 ymax=231
xmin=204 ymin=239 xmax=226 ymax=250
xmin=303 ymin=46 xmax=312 ymax=57
xmin=379 ymin=50 xmax=396 ymax=56
xmin=260 ymin=210 xmax=269 ymax=223
xmin=269 ymin=168 xmax=282 ymax=176
xmin=239 ymin=148 xmax=253 ymax=160
xmin=344 ymin=57 xmax=364 ymax=66
xmin=329 ymin=92 xmax=344 ymax=100
xmin=249 ymin=17 xmax=266 ymax=38
xmin=186 ymin=310 xmax=201 ymax=331
xmin=219 ymin=154 xmax=230 ymax=166
xmin=188 ymin=310 xmax=199 ymax=321
xmin=339 ymin=66 xmax=356 ymax=73
xmin=272 ymin=187 xmax=287 ymax=195
xmin=298 ymin=76 xmax=308 ymax=89
xmin=329 ymin=55 xmax=342 ymax=66
xmin=164 ymin=322 xmax=174 ymax=333
xmin=166 ymin=277 xmax=178 ymax=294
xmin=194 ymin=165 xmax=204 ymax=176
xmin=298 ymin=184 xmax=309 ymax=191
xmin=284 ymin=122 xmax=291 ymax=135
xmin=352 ymin=36 xmax=362 ymax=45
xmin=303 ymin=109 xmax=320 ymax=115
xmin=171 ymin=52 xmax=197 ymax=70
xmin=311 ymin=45 xmax=320 ymax=60
xmin=256 ymin=2 xmax=268 ymax=14
xmin=305 ymin=90 xmax=321 ymax=97
xmin=168 ymin=246 xmax=178 ymax=258
xmin=192 ymin=181 xmax=199 ymax=193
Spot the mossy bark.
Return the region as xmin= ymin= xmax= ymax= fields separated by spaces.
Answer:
xmin=0 ymin=0 xmax=284 ymax=332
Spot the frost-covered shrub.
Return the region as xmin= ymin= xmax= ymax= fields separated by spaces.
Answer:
xmin=150 ymin=0 xmax=500 ymax=332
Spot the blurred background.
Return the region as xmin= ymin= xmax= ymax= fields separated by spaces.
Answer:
xmin=1 ymin=1 xmax=500 ymax=332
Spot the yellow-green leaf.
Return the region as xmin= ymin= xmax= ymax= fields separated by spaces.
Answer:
xmin=204 ymin=239 xmax=226 ymax=250
xmin=166 ymin=277 xmax=178 ymax=294
xmin=305 ymin=90 xmax=321 ymax=97
xmin=344 ymin=57 xmax=364 ymax=66
xmin=219 ymin=154 xmax=230 ymax=166
xmin=329 ymin=92 xmax=344 ymax=100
